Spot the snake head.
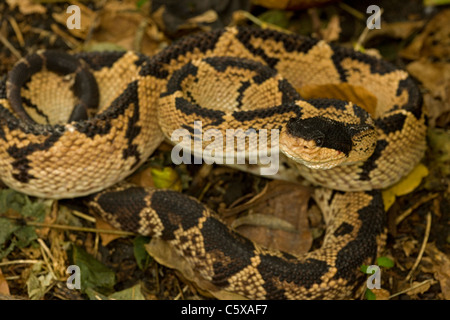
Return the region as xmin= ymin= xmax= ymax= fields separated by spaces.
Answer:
xmin=280 ymin=115 xmax=377 ymax=169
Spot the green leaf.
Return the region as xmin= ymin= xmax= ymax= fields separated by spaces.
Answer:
xmin=85 ymin=287 xmax=110 ymax=300
xmin=108 ymin=283 xmax=146 ymax=300
xmin=360 ymin=264 xmax=369 ymax=273
xmin=151 ymin=167 xmax=182 ymax=191
xmin=0 ymin=190 xmax=50 ymax=259
xmin=71 ymin=245 xmax=116 ymax=294
xmin=365 ymin=289 xmax=377 ymax=300
xmin=133 ymin=236 xmax=151 ymax=270
xmin=257 ymin=10 xmax=291 ymax=29
xmin=136 ymin=0 xmax=149 ymax=9
xmin=377 ymin=256 xmax=394 ymax=268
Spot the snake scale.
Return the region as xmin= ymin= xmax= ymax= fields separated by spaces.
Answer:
xmin=0 ymin=27 xmax=427 ymax=299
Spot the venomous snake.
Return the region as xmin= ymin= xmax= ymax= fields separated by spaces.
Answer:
xmin=0 ymin=27 xmax=427 ymax=299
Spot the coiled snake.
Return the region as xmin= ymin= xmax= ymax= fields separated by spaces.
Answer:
xmin=0 ymin=27 xmax=427 ymax=299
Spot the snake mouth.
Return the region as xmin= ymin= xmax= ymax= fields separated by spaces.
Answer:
xmin=279 ymin=131 xmax=349 ymax=169
xmin=281 ymin=147 xmax=348 ymax=169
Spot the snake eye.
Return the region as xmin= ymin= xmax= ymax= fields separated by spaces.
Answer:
xmin=314 ymin=137 xmax=323 ymax=147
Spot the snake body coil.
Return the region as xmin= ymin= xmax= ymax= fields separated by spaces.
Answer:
xmin=0 ymin=27 xmax=427 ymax=299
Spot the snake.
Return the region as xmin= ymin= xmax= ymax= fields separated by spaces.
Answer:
xmin=0 ymin=27 xmax=427 ymax=299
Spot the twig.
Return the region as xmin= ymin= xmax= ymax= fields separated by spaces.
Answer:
xmin=338 ymin=3 xmax=365 ymax=20
xmin=0 ymin=260 xmax=41 ymax=267
xmin=7 ymin=17 xmax=25 ymax=47
xmin=405 ymin=212 xmax=432 ymax=282
xmin=0 ymin=31 xmax=21 ymax=60
xmin=2 ymin=217 xmax=136 ymax=236
xmin=388 ymin=279 xmax=437 ymax=299
xmin=395 ymin=193 xmax=438 ymax=225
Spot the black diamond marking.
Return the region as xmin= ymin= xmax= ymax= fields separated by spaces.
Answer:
xmin=332 ymin=191 xmax=385 ymax=291
xmin=160 ymin=62 xmax=198 ymax=98
xmin=232 ymin=103 xmax=301 ymax=122
xmin=202 ymin=218 xmax=256 ymax=287
xmin=76 ymin=51 xmax=127 ymax=71
xmin=140 ymin=29 xmax=224 ymax=78
xmin=258 ymin=255 xmax=330 ymax=298
xmin=359 ymin=140 xmax=388 ymax=181
xmin=375 ymin=113 xmax=407 ymax=135
xmin=236 ymin=28 xmax=319 ymax=68
xmin=396 ymin=78 xmax=423 ymax=120
xmin=7 ymin=131 xmax=63 ymax=183
xmin=94 ymin=186 xmax=148 ymax=233
xmin=74 ymin=81 xmax=140 ymax=138
xmin=286 ymin=116 xmax=354 ymax=156
xmin=175 ymin=97 xmax=225 ymax=126
xmin=151 ymin=190 xmax=206 ymax=241
xmin=236 ymin=80 xmax=251 ymax=109
xmin=22 ymin=97 xmax=50 ymax=124
xmin=203 ymin=57 xmax=277 ymax=85
xmin=121 ymin=83 xmax=142 ymax=170
xmin=278 ymin=79 xmax=301 ymax=104
xmin=334 ymin=222 xmax=354 ymax=237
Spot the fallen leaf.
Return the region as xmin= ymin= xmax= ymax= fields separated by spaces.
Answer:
xmin=406 ymin=281 xmax=432 ymax=297
xmin=224 ymin=181 xmax=312 ymax=257
xmin=71 ymin=245 xmax=116 ymax=294
xmin=96 ymin=218 xmax=122 ymax=246
xmin=321 ymin=14 xmax=341 ymax=42
xmin=6 ymin=0 xmax=46 ymax=15
xmin=0 ymin=269 xmax=10 ymax=296
xmin=26 ymin=261 xmax=55 ymax=300
xmin=150 ymin=167 xmax=183 ymax=191
xmin=298 ymin=83 xmax=378 ymax=117
xmin=108 ymin=283 xmax=146 ymax=300
xmin=251 ymin=0 xmax=336 ymax=10
xmin=93 ymin=0 xmax=162 ymax=55
xmin=52 ymin=1 xmax=98 ymax=40
xmin=423 ymin=243 xmax=450 ymax=299
xmin=371 ymin=288 xmax=391 ymax=300
xmin=400 ymin=9 xmax=450 ymax=61
xmin=382 ymin=163 xmax=429 ymax=211
xmin=402 ymin=239 xmax=418 ymax=257
xmin=363 ymin=20 xmax=425 ymax=43
xmin=406 ymin=60 xmax=450 ymax=127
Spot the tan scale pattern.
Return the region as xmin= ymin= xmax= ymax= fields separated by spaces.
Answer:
xmin=0 ymin=27 xmax=426 ymax=299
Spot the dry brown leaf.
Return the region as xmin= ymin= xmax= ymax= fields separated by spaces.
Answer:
xmin=321 ymin=15 xmax=341 ymax=42
xmin=298 ymin=83 xmax=378 ymax=117
xmin=400 ymin=9 xmax=450 ymax=61
xmin=371 ymin=288 xmax=390 ymax=300
xmin=422 ymin=243 xmax=450 ymax=299
xmin=145 ymin=238 xmax=248 ymax=300
xmin=402 ymin=239 xmax=418 ymax=257
xmin=225 ymin=181 xmax=312 ymax=257
xmin=6 ymin=0 xmax=46 ymax=15
xmin=129 ymin=167 xmax=156 ymax=188
xmin=364 ymin=20 xmax=425 ymax=43
xmin=251 ymin=0 xmax=336 ymax=10
xmin=406 ymin=59 xmax=450 ymax=127
xmin=406 ymin=281 xmax=433 ymax=297
xmin=52 ymin=1 xmax=98 ymax=40
xmin=0 ymin=269 xmax=10 ymax=296
xmin=93 ymin=1 xmax=162 ymax=55
xmin=96 ymin=218 xmax=122 ymax=246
